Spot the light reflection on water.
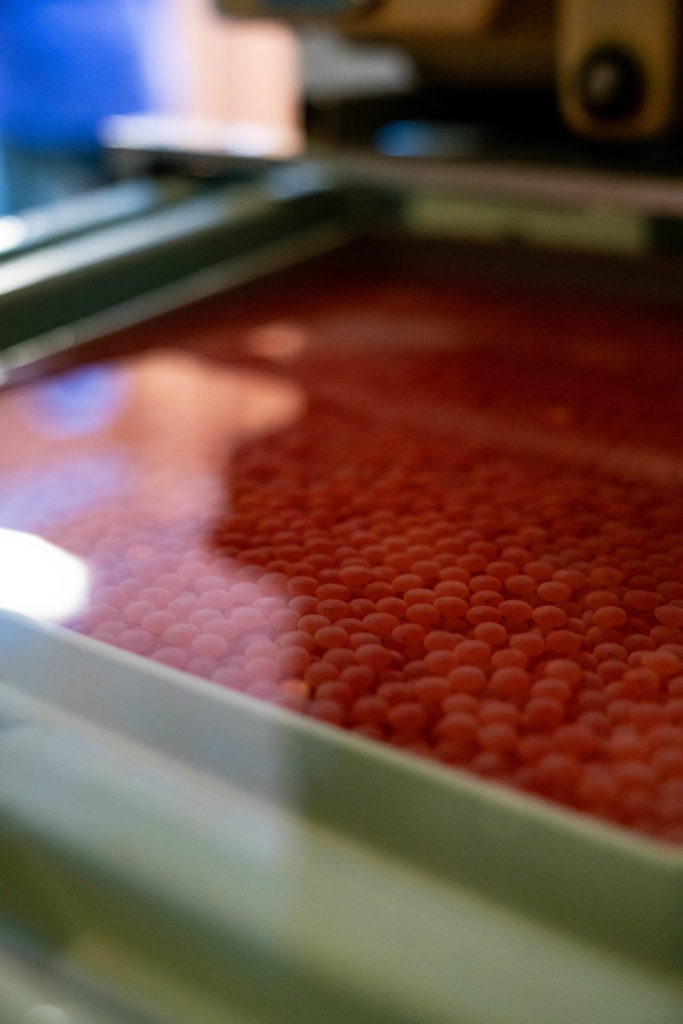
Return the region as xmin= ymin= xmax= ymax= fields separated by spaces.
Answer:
xmin=0 ymin=452 xmax=131 ymax=532
xmin=0 ymin=351 xmax=303 ymax=639
xmin=0 ymin=526 xmax=90 ymax=621
xmin=17 ymin=363 xmax=131 ymax=439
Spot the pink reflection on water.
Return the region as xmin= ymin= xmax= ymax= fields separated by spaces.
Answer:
xmin=0 ymin=351 xmax=303 ymax=687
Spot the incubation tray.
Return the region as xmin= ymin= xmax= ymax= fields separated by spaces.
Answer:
xmin=0 ymin=165 xmax=681 ymax=1023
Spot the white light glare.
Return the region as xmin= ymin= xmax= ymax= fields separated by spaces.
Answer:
xmin=0 ymin=214 xmax=29 ymax=254
xmin=0 ymin=528 xmax=90 ymax=621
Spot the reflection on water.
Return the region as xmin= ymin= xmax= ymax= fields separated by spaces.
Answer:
xmin=0 ymin=349 xmax=303 ymax=646
xmin=18 ymin=364 xmax=131 ymax=439
xmin=0 ymin=527 xmax=89 ymax=621
xmin=0 ymin=453 xmax=130 ymax=532
xmin=243 ymin=321 xmax=308 ymax=363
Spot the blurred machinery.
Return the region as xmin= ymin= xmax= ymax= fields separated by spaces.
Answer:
xmin=222 ymin=0 xmax=682 ymax=141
